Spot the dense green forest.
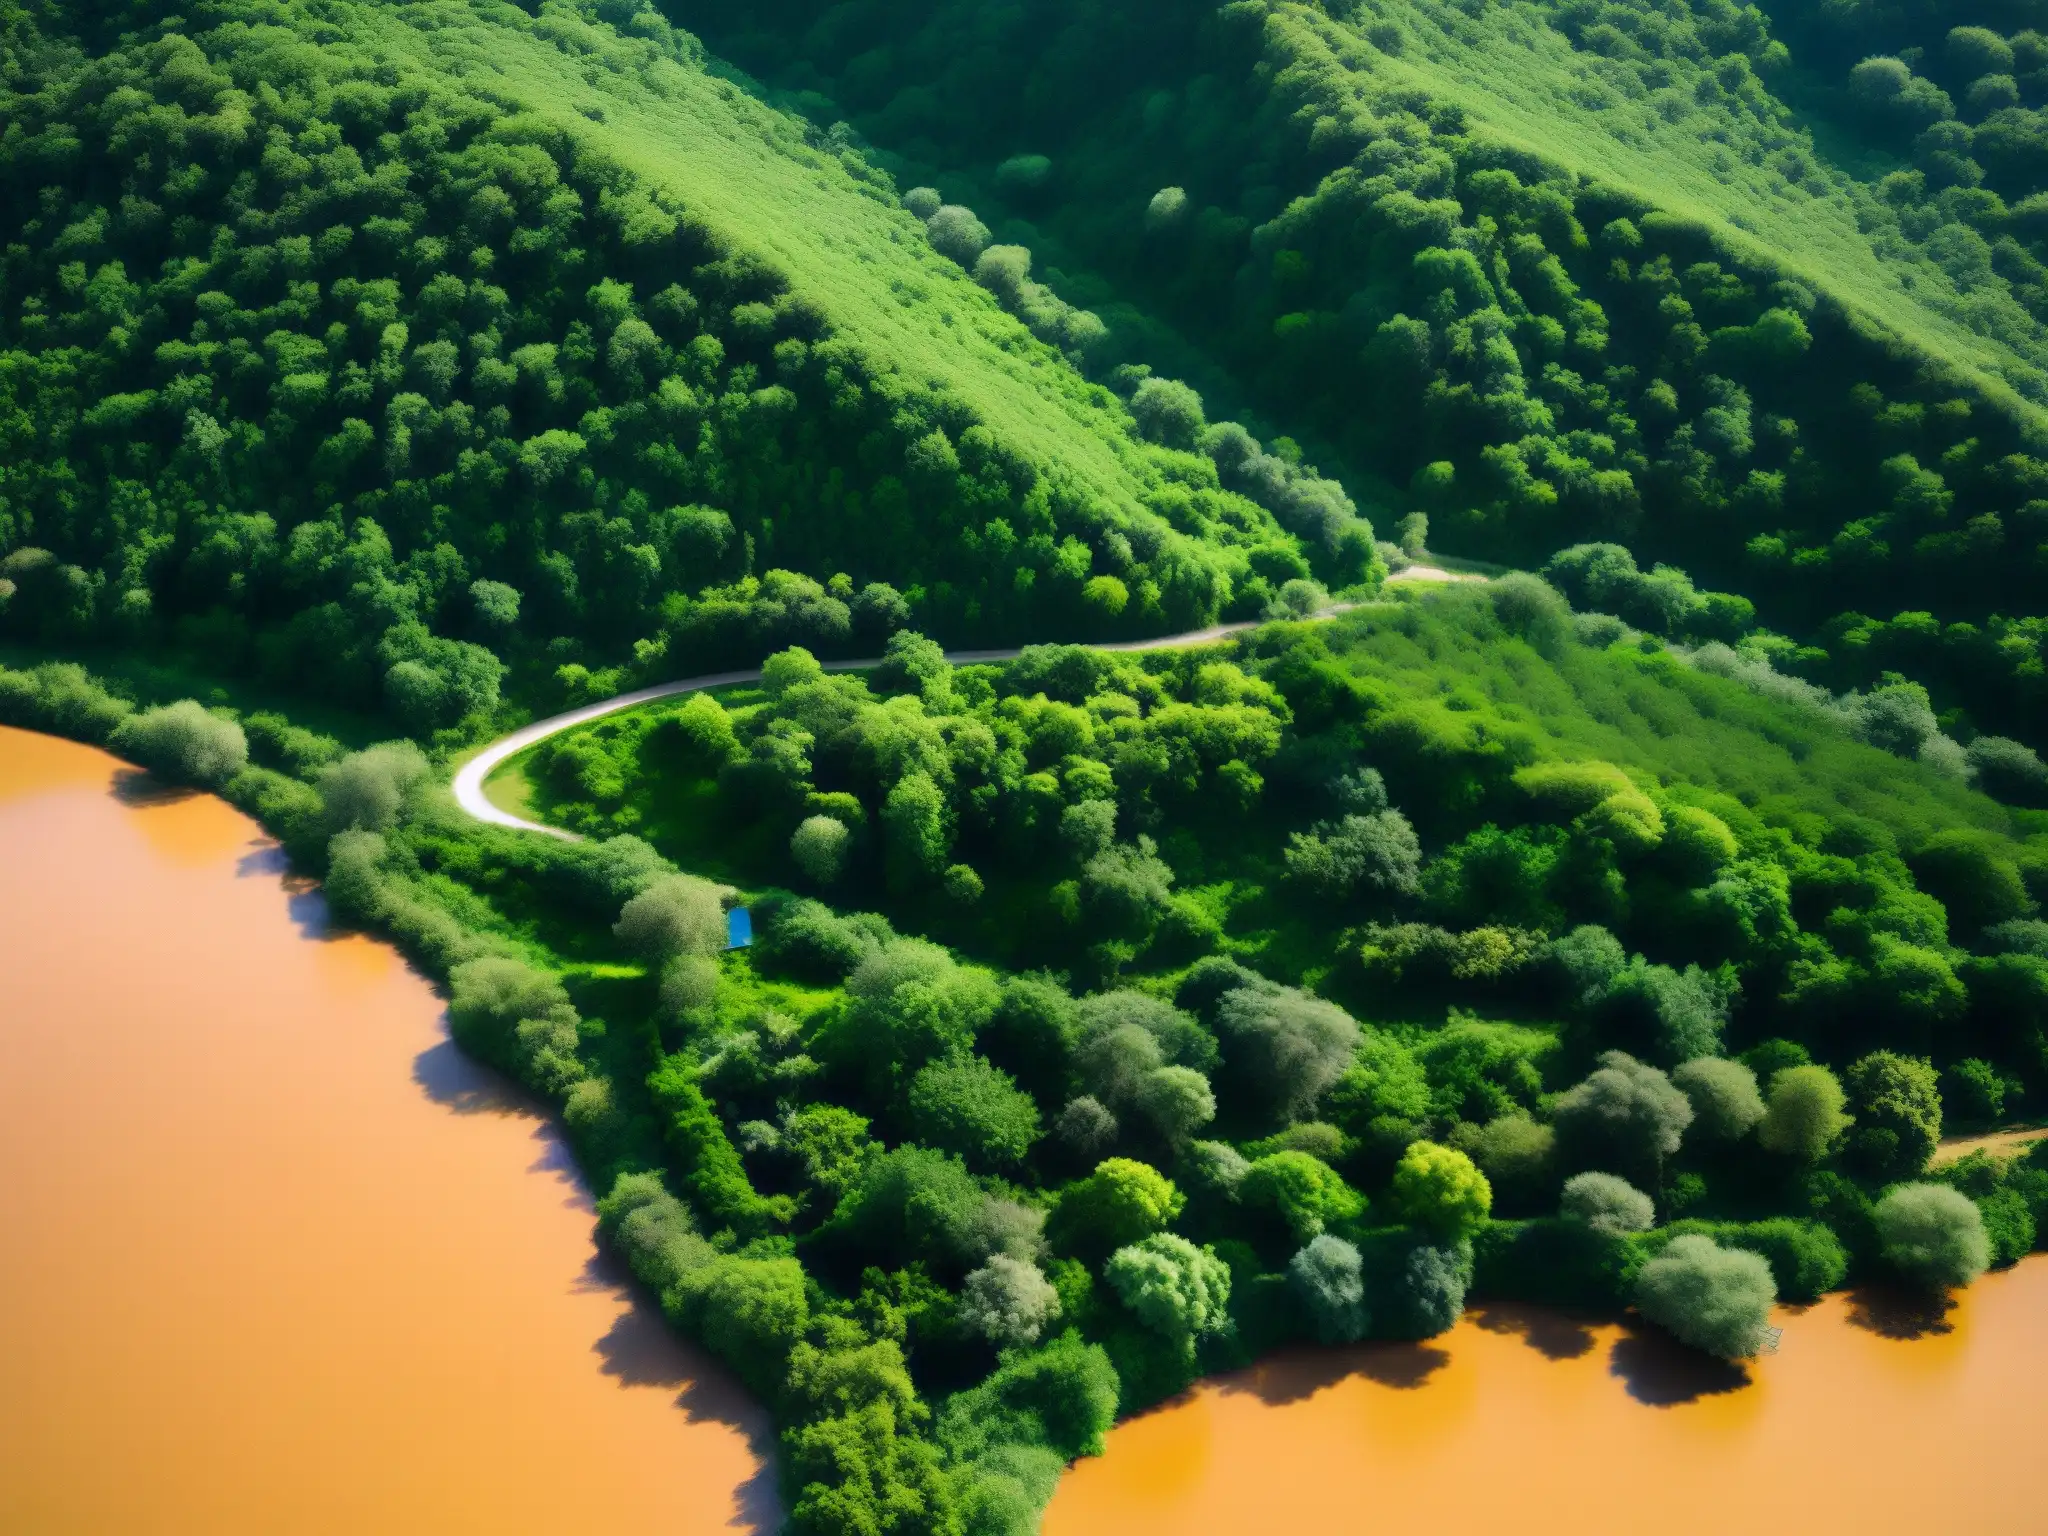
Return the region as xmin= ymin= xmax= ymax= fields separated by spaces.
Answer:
xmin=5 ymin=1 xmax=2048 ymax=1534
xmin=670 ymin=0 xmax=2048 ymax=750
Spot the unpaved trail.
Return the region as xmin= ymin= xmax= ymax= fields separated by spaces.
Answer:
xmin=449 ymin=583 xmax=1466 ymax=839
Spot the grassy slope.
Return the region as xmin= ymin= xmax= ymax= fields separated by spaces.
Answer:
xmin=349 ymin=0 xmax=1156 ymax=503
xmin=1326 ymin=0 xmax=2048 ymax=422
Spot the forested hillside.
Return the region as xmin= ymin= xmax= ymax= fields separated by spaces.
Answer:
xmin=673 ymin=0 xmax=2048 ymax=750
xmin=6 ymin=3 xmax=2048 ymax=1535
xmin=0 ymin=0 xmax=1348 ymax=741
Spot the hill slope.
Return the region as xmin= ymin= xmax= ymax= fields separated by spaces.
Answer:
xmin=0 ymin=0 xmax=1329 ymax=739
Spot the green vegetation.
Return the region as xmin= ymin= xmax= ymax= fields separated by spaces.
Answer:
xmin=0 ymin=0 xmax=1337 ymax=750
xmin=10 ymin=0 xmax=2048 ymax=1529
xmin=669 ymin=0 xmax=2048 ymax=752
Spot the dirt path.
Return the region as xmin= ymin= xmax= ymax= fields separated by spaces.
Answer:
xmin=449 ymin=582 xmax=1473 ymax=839
xmin=1931 ymin=1126 xmax=2048 ymax=1167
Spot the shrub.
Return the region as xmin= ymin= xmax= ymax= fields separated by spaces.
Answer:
xmin=1672 ymin=1057 xmax=1766 ymax=1141
xmin=1560 ymin=1171 xmax=1655 ymax=1234
xmin=791 ymin=815 xmax=852 ymax=884
xmin=1128 ymin=377 xmax=1206 ymax=450
xmin=614 ymin=872 xmax=729 ymax=961
xmin=1385 ymin=1239 xmax=1473 ymax=1339
xmin=1758 ymin=1065 xmax=1854 ymax=1162
xmin=821 ymin=1145 xmax=1032 ymax=1278
xmin=1213 ymin=985 xmax=1361 ymax=1119
xmin=1104 ymin=1233 xmax=1232 ymax=1359
xmin=1448 ymin=1113 xmax=1557 ymax=1211
xmin=1874 ymin=1183 xmax=1991 ymax=1289
xmin=926 ymin=204 xmax=992 ymax=264
xmin=1634 ymin=1234 xmax=1776 ymax=1358
xmin=1240 ymin=1150 xmax=1364 ymax=1244
xmin=958 ymin=1255 xmax=1063 ymax=1349
xmin=1389 ymin=1141 xmax=1493 ymax=1240
xmin=110 ymin=700 xmax=247 ymax=788
xmin=1553 ymin=1051 xmax=1693 ymax=1184
xmin=680 ymin=1256 xmax=809 ymax=1400
xmin=907 ymin=1055 xmax=1043 ymax=1170
xmin=1048 ymin=1158 xmax=1183 ymax=1260
xmin=1843 ymin=1052 xmax=1942 ymax=1179
xmin=1289 ymin=1234 xmax=1368 ymax=1343
xmin=1966 ymin=735 xmax=2048 ymax=805
xmin=318 ymin=741 xmax=430 ymax=832
xmin=1053 ymin=1096 xmax=1121 ymax=1161
xmin=1131 ymin=1065 xmax=1217 ymax=1146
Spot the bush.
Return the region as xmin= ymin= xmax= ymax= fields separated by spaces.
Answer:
xmin=1048 ymin=1158 xmax=1183 ymax=1260
xmin=1843 ymin=1052 xmax=1942 ymax=1179
xmin=1389 ymin=1141 xmax=1493 ymax=1240
xmin=791 ymin=815 xmax=852 ymax=884
xmin=1448 ymin=1112 xmax=1557 ymax=1211
xmin=907 ymin=1055 xmax=1043 ymax=1170
xmin=1289 ymin=1234 xmax=1368 ymax=1343
xmin=755 ymin=899 xmax=891 ymax=983
xmin=1560 ymin=1171 xmax=1656 ymax=1234
xmin=680 ymin=1256 xmax=809 ymax=1400
xmin=958 ymin=1255 xmax=1063 ymax=1349
xmin=1131 ymin=1065 xmax=1217 ymax=1146
xmin=1757 ymin=1065 xmax=1852 ymax=1162
xmin=1553 ymin=1051 xmax=1693 ymax=1185
xmin=1633 ymin=1234 xmax=1776 ymax=1359
xmin=1240 ymin=1150 xmax=1364 ymax=1244
xmin=821 ymin=1145 xmax=1030 ymax=1278
xmin=318 ymin=741 xmax=430 ymax=832
xmin=1966 ymin=735 xmax=2048 ymax=805
xmin=1672 ymin=1057 xmax=1765 ymax=1141
xmin=614 ymin=873 xmax=728 ymax=961
xmin=1213 ymin=985 xmax=1361 ymax=1119
xmin=1384 ymin=1238 xmax=1473 ymax=1339
xmin=926 ymin=204 xmax=992 ymax=264
xmin=110 ymin=700 xmax=248 ymax=788
xmin=1104 ymin=1234 xmax=1232 ymax=1359
xmin=1873 ymin=1183 xmax=1992 ymax=1289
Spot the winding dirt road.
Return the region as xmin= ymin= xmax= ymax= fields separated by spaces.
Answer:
xmin=451 ymin=620 xmax=1274 ymax=840
xmin=450 ymin=567 xmax=1484 ymax=840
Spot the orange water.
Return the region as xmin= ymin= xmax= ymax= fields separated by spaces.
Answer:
xmin=0 ymin=727 xmax=774 ymax=1534
xmin=1046 ymin=1249 xmax=2048 ymax=1535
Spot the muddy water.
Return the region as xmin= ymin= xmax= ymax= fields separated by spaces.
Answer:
xmin=0 ymin=726 xmax=773 ymax=1534
xmin=1046 ymin=1257 xmax=2048 ymax=1536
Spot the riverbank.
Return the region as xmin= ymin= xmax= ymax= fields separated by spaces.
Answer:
xmin=0 ymin=727 xmax=775 ymax=1532
xmin=1044 ymin=1257 xmax=2048 ymax=1535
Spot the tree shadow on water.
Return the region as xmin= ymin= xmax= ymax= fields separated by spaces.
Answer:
xmin=585 ymin=1250 xmax=783 ymax=1534
xmin=1221 ymin=1339 xmax=1452 ymax=1405
xmin=110 ymin=767 xmax=195 ymax=807
xmin=1607 ymin=1320 xmax=1751 ymax=1406
xmin=1846 ymin=1282 xmax=1957 ymax=1341
xmin=412 ymin=1033 xmax=529 ymax=1116
xmin=1467 ymin=1301 xmax=1599 ymax=1361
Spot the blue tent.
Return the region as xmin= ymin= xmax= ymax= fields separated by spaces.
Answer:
xmin=725 ymin=906 xmax=753 ymax=949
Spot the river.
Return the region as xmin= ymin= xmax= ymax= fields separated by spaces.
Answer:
xmin=6 ymin=723 xmax=2044 ymax=1535
xmin=0 ymin=726 xmax=774 ymax=1533
xmin=1044 ymin=1249 xmax=2048 ymax=1534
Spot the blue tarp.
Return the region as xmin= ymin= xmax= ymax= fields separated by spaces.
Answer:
xmin=726 ymin=907 xmax=753 ymax=949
